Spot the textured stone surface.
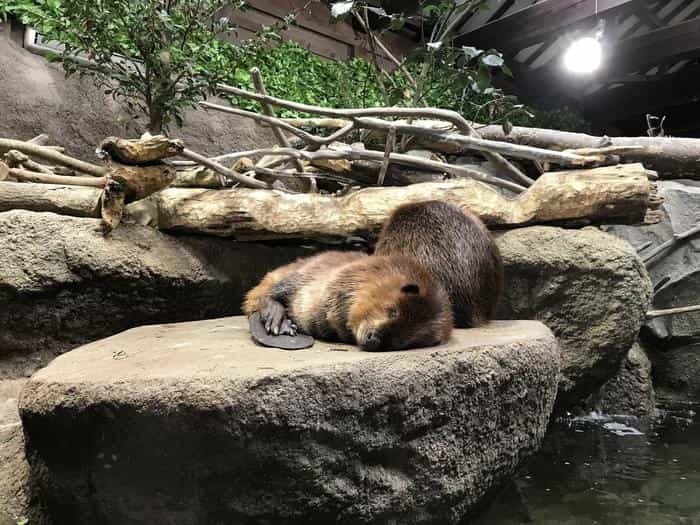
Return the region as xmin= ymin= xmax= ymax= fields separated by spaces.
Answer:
xmin=604 ymin=180 xmax=700 ymax=402
xmin=591 ymin=344 xmax=656 ymax=418
xmin=20 ymin=317 xmax=560 ymax=525
xmin=652 ymin=342 xmax=700 ymax=403
xmin=0 ymin=210 xmax=314 ymax=358
xmin=495 ymin=226 xmax=652 ymax=410
xmin=0 ymin=24 xmax=274 ymax=160
xmin=0 ymin=378 xmax=31 ymax=524
xmin=605 ymin=180 xmax=700 ymax=343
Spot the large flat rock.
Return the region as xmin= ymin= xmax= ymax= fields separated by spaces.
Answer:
xmin=20 ymin=317 xmax=560 ymax=525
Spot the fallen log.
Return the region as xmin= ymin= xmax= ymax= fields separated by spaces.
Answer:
xmin=0 ymin=181 xmax=102 ymax=217
xmin=122 ymin=163 xmax=659 ymax=240
xmin=475 ymin=125 xmax=700 ymax=180
xmin=9 ymin=163 xmax=176 ymax=202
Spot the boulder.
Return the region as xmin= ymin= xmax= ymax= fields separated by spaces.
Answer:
xmin=604 ymin=180 xmax=700 ymax=343
xmin=604 ymin=180 xmax=700 ymax=402
xmin=0 ymin=210 xmax=314 ymax=358
xmin=20 ymin=317 xmax=560 ymax=525
xmin=589 ymin=343 xmax=656 ymax=418
xmin=495 ymin=226 xmax=652 ymax=410
xmin=652 ymin=342 xmax=700 ymax=403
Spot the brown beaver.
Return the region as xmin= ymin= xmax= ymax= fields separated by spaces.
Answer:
xmin=375 ymin=200 xmax=503 ymax=328
xmin=243 ymin=250 xmax=453 ymax=351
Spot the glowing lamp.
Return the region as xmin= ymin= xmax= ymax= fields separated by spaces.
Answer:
xmin=564 ymin=36 xmax=602 ymax=74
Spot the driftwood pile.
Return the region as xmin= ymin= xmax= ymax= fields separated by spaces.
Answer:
xmin=2 ymin=75 xmax=691 ymax=241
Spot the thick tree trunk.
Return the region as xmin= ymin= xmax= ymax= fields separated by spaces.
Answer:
xmin=0 ymin=181 xmax=102 ymax=217
xmin=474 ymin=125 xmax=700 ymax=180
xmin=122 ymin=163 xmax=659 ymax=240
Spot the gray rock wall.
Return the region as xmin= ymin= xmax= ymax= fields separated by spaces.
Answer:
xmin=0 ymin=21 xmax=274 ymax=160
xmin=605 ymin=180 xmax=700 ymax=403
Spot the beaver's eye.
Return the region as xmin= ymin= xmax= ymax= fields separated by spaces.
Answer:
xmin=388 ymin=308 xmax=398 ymax=319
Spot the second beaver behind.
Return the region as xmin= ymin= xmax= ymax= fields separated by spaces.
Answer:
xmin=375 ymin=200 xmax=503 ymax=328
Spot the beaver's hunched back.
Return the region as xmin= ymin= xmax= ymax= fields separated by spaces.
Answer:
xmin=375 ymin=200 xmax=503 ymax=328
xmin=243 ymin=251 xmax=453 ymax=351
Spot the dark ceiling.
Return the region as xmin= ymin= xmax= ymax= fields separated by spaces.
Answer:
xmin=456 ymin=0 xmax=700 ymax=137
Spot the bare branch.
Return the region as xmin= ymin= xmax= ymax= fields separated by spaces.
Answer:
xmin=647 ymin=304 xmax=700 ymax=319
xmin=250 ymin=67 xmax=306 ymax=176
xmin=178 ymin=148 xmax=270 ymax=189
xmin=378 ymin=127 xmax=396 ymax=186
xmin=0 ymin=139 xmax=107 ymax=177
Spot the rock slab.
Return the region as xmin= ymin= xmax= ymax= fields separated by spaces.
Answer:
xmin=20 ymin=317 xmax=560 ymax=525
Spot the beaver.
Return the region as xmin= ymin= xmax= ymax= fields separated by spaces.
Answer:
xmin=375 ymin=200 xmax=503 ymax=328
xmin=243 ymin=250 xmax=453 ymax=351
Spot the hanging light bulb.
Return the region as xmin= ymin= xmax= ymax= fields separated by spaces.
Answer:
xmin=564 ymin=9 xmax=605 ymax=74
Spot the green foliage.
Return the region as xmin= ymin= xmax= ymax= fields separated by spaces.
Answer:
xmin=3 ymin=0 xmax=591 ymax=133
xmin=7 ymin=0 xmax=268 ymax=133
xmin=227 ymin=41 xmax=385 ymax=116
xmin=225 ymin=41 xmax=539 ymax=128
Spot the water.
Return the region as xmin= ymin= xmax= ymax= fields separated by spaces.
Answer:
xmin=473 ymin=404 xmax=700 ymax=524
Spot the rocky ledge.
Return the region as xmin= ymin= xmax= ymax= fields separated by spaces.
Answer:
xmin=20 ymin=317 xmax=559 ymax=525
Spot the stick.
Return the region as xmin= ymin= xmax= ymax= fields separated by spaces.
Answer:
xmin=27 ymin=134 xmax=51 ymax=145
xmin=647 ymin=304 xmax=700 ymax=319
xmin=9 ymin=168 xmax=107 ymax=187
xmin=643 ymin=223 xmax=700 ymax=264
xmin=378 ymin=127 xmax=396 ymax=186
xmin=0 ymin=139 xmax=107 ymax=177
xmin=354 ymin=118 xmax=595 ymax=166
xmin=231 ymin=146 xmax=525 ymax=193
xmin=250 ymin=68 xmax=306 ymax=175
xmin=211 ymin=86 xmax=594 ymax=167
xmin=178 ymin=148 xmax=270 ymax=189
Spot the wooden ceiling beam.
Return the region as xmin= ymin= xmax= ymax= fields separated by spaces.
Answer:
xmin=505 ymin=16 xmax=700 ymax=102
xmin=455 ymin=0 xmax=637 ymax=54
xmin=583 ymin=64 xmax=700 ymax=122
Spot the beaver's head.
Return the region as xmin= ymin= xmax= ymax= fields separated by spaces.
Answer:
xmin=348 ymin=257 xmax=453 ymax=351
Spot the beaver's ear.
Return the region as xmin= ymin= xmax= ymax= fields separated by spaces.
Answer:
xmin=401 ymin=283 xmax=420 ymax=295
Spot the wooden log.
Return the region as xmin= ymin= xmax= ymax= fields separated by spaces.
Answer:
xmin=101 ymin=180 xmax=126 ymax=233
xmin=99 ymin=135 xmax=185 ymax=165
xmin=475 ymin=125 xmax=700 ymax=180
xmin=124 ymin=163 xmax=659 ymax=240
xmin=108 ymin=162 xmax=177 ymax=201
xmin=0 ymin=181 xmax=102 ymax=217
xmin=172 ymin=167 xmax=224 ymax=188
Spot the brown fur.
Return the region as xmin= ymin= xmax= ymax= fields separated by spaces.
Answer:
xmin=244 ymin=251 xmax=453 ymax=351
xmin=375 ymin=200 xmax=503 ymax=328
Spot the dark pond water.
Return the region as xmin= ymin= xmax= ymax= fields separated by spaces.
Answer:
xmin=473 ymin=404 xmax=700 ymax=525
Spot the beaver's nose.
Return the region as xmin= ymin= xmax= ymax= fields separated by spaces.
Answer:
xmin=361 ymin=332 xmax=382 ymax=352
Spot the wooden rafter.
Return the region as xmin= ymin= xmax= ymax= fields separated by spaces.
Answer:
xmin=584 ymin=63 xmax=700 ymax=122
xmin=455 ymin=0 xmax=637 ymax=55
xmin=499 ymin=15 xmax=700 ymax=103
